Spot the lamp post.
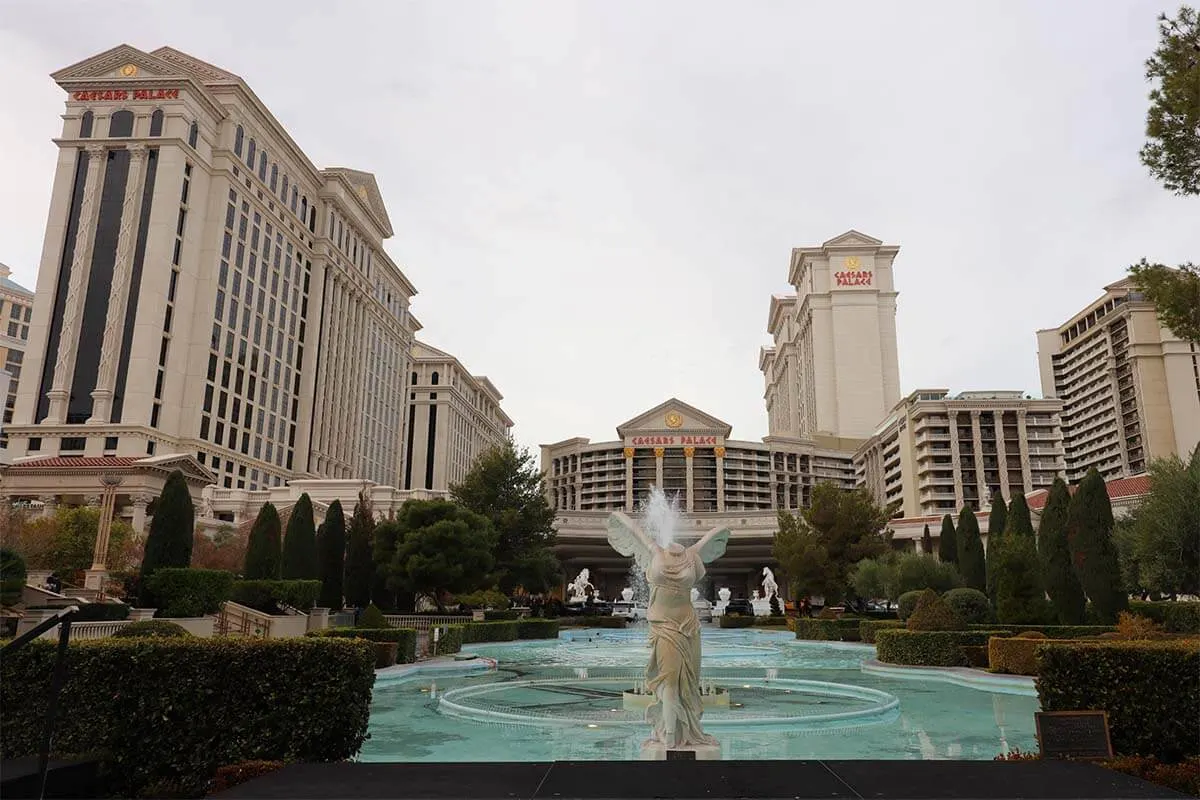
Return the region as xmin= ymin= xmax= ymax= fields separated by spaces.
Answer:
xmin=84 ymin=474 xmax=124 ymax=593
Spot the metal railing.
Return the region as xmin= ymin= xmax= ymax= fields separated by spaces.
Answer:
xmin=215 ymin=601 xmax=274 ymax=638
xmin=383 ymin=614 xmax=472 ymax=632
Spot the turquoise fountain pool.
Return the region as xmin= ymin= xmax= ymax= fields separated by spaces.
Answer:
xmin=362 ymin=628 xmax=1039 ymax=762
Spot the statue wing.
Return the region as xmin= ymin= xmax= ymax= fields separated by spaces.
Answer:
xmin=691 ymin=525 xmax=731 ymax=565
xmin=606 ymin=512 xmax=655 ymax=572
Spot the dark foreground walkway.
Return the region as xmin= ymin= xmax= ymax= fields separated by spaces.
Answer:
xmin=214 ymin=760 xmax=1187 ymax=800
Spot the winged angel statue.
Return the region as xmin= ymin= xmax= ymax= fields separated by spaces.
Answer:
xmin=606 ymin=511 xmax=730 ymax=750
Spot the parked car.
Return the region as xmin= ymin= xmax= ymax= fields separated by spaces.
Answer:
xmin=611 ymin=601 xmax=647 ymax=620
xmin=723 ymin=598 xmax=753 ymax=617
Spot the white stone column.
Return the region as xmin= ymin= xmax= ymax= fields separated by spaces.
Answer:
xmin=1017 ymin=409 xmax=1033 ymax=493
xmin=684 ymin=447 xmax=695 ymax=512
xmin=90 ymin=144 xmax=150 ymax=423
xmin=948 ymin=412 xmax=965 ymax=511
xmin=47 ymin=144 xmax=107 ymax=424
xmin=131 ymin=493 xmax=150 ymax=538
xmin=993 ymin=412 xmax=1009 ymax=501
xmin=39 ymin=495 xmax=59 ymax=519
xmin=715 ymin=447 xmax=726 ymax=513
xmin=654 ymin=447 xmax=664 ymax=489
xmin=970 ymin=410 xmax=986 ymax=508
xmin=624 ymin=448 xmax=634 ymax=511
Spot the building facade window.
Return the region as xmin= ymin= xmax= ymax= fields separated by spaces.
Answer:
xmin=188 ymin=121 xmax=199 ymax=148
xmin=80 ymin=110 xmax=94 ymax=138
xmin=149 ymin=109 xmax=163 ymax=137
xmin=109 ymin=109 xmax=134 ymax=137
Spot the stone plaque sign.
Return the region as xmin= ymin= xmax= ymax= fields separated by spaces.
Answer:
xmin=1035 ymin=711 xmax=1113 ymax=760
xmin=665 ymin=750 xmax=696 ymax=761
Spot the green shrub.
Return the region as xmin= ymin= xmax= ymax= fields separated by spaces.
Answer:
xmin=372 ymin=641 xmax=399 ymax=669
xmin=1129 ymin=601 xmax=1200 ymax=634
xmin=433 ymin=624 xmax=464 ymax=656
xmin=1037 ymin=640 xmax=1200 ymax=760
xmin=876 ymin=629 xmax=1013 ymax=667
xmin=989 ymin=635 xmax=1055 ymax=675
xmin=309 ymin=627 xmax=417 ymax=664
xmin=898 ymin=590 xmax=923 ymax=621
xmin=1 ymin=547 xmax=27 ymax=607
xmin=859 ymin=619 xmax=905 ymax=643
xmin=111 ymin=620 xmax=191 ymax=639
xmin=484 ymin=609 xmax=522 ymax=621
xmin=557 ymin=615 xmax=626 ymax=628
xmin=230 ymin=580 xmax=321 ymax=613
xmin=943 ymin=588 xmax=994 ymax=624
xmin=718 ymin=615 xmax=757 ymax=629
xmin=794 ymin=618 xmax=861 ymax=641
xmin=907 ymin=589 xmax=966 ymax=631
xmin=0 ymin=637 xmax=372 ymax=797
xmin=966 ymin=623 xmax=1115 ymax=638
xmin=146 ymin=568 xmax=234 ymax=617
xmin=754 ymin=615 xmax=789 ymax=627
xmin=516 ymin=618 xmax=560 ymax=639
xmin=356 ymin=603 xmax=388 ymax=628
xmin=462 ymin=620 xmax=519 ymax=642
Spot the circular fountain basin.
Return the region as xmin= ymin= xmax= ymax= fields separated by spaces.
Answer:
xmin=622 ymin=687 xmax=730 ymax=710
xmin=437 ymin=676 xmax=898 ymax=733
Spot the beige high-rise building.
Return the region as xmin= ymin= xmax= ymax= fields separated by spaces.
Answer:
xmin=763 ymin=230 xmax=901 ymax=445
xmin=404 ymin=341 xmax=513 ymax=493
xmin=854 ymin=389 xmax=1065 ymax=517
xmin=3 ymin=45 xmax=422 ymax=506
xmin=1037 ymin=277 xmax=1200 ymax=482
xmin=0 ymin=263 xmax=35 ymax=450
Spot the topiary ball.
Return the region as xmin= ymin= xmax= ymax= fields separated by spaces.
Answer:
xmin=897 ymin=590 xmax=923 ymax=621
xmin=943 ymin=588 xmax=994 ymax=624
xmin=1016 ymin=630 xmax=1049 ymax=639
xmin=111 ymin=620 xmax=192 ymax=638
xmin=356 ymin=603 xmax=389 ymax=629
xmin=907 ymin=589 xmax=966 ymax=631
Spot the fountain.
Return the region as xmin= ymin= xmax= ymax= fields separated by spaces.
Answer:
xmin=753 ymin=567 xmax=780 ymax=616
xmin=714 ymin=586 xmax=731 ymax=617
xmin=606 ymin=487 xmax=731 ymax=760
xmin=567 ymin=568 xmax=595 ymax=605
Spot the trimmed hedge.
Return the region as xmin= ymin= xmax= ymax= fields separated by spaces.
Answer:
xmin=111 ymin=619 xmax=191 ymax=638
xmin=0 ymin=637 xmax=374 ymax=797
xmin=1128 ymin=601 xmax=1200 ymax=634
xmin=876 ymin=629 xmax=1014 ymax=667
xmin=230 ymin=579 xmax=321 ymax=613
xmin=147 ymin=568 xmax=234 ymax=617
xmin=754 ymin=615 xmax=789 ymax=627
xmin=309 ymin=627 xmax=418 ymax=664
xmin=898 ymin=591 xmax=923 ymax=621
xmin=860 ymin=619 xmax=905 ymax=644
xmin=718 ymin=615 xmax=756 ymax=628
xmin=1037 ymin=640 xmax=1200 ymax=761
xmin=434 ymin=624 xmax=464 ymax=655
xmin=462 ymin=621 xmax=519 ymax=642
xmin=795 ymin=618 xmax=862 ymax=641
xmin=558 ymin=615 xmax=627 ymax=628
xmin=989 ymin=635 xmax=1055 ymax=675
xmin=483 ymin=609 xmax=522 ymax=621
xmin=967 ymin=623 xmax=1114 ymax=639
xmin=517 ymin=618 xmax=560 ymax=639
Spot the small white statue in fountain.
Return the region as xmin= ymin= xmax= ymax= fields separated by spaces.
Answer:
xmin=568 ymin=568 xmax=595 ymax=604
xmin=622 ymin=587 xmax=635 ymax=602
xmin=762 ymin=567 xmax=779 ymax=601
xmin=607 ymin=489 xmax=730 ymax=755
xmin=718 ymin=587 xmax=731 ymax=603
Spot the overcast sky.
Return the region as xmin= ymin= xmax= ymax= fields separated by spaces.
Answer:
xmin=1 ymin=1 xmax=1196 ymax=456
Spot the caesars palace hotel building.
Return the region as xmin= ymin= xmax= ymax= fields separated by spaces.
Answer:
xmin=0 ymin=45 xmax=512 ymax=518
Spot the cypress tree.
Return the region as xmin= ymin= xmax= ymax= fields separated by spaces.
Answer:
xmin=1067 ymin=469 xmax=1128 ymax=623
xmin=344 ymin=493 xmax=377 ymax=608
xmin=281 ymin=493 xmax=318 ymax=579
xmin=995 ymin=533 xmax=1051 ymax=624
xmin=139 ymin=470 xmax=194 ymax=604
xmin=957 ymin=507 xmax=987 ymax=592
xmin=1006 ymin=492 xmax=1034 ymax=537
xmin=937 ymin=514 xmax=958 ymax=565
xmin=1038 ymin=478 xmax=1086 ymax=624
xmin=243 ymin=503 xmax=282 ymax=579
xmin=921 ymin=524 xmax=934 ymax=555
xmin=317 ymin=500 xmax=346 ymax=610
xmin=985 ymin=490 xmax=1008 ymax=604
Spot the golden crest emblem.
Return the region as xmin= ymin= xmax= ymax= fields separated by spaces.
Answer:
xmin=845 ymin=256 xmax=861 ymax=272
xmin=120 ymin=63 xmax=139 ymax=77
xmin=665 ymin=412 xmax=683 ymax=428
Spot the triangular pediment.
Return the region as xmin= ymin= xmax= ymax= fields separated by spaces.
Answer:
xmin=135 ymin=453 xmax=216 ymax=484
xmin=823 ymin=229 xmax=883 ymax=249
xmin=616 ymin=398 xmax=733 ymax=438
xmin=150 ymin=47 xmax=242 ymax=83
xmin=52 ymin=44 xmax=183 ymax=83
xmin=323 ymin=168 xmax=394 ymax=238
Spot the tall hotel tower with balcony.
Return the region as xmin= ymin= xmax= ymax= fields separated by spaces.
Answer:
xmin=1037 ymin=277 xmax=1200 ymax=482
xmin=3 ymin=45 xmax=421 ymax=499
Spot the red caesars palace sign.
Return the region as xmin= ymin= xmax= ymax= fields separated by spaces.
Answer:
xmin=835 ymin=255 xmax=872 ymax=287
xmin=72 ymin=88 xmax=180 ymax=102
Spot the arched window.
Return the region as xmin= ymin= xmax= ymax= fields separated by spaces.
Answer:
xmin=308 ymin=206 xmax=316 ymax=232
xmin=234 ymin=125 xmax=244 ymax=156
xmin=109 ymin=109 xmax=134 ymax=137
xmin=257 ymin=152 xmax=267 ymax=181
xmin=431 ymin=371 xmax=439 ymax=386
xmin=149 ymin=109 xmax=164 ymax=137
xmin=80 ymin=110 xmax=94 ymax=138
xmin=290 ymin=187 xmax=298 ymax=213
xmin=281 ymin=174 xmax=289 ymax=201
xmin=299 ymin=196 xmax=307 ymax=222
xmin=188 ymin=121 xmax=198 ymax=148
xmin=411 ymin=372 xmax=417 ymax=385
xmin=246 ymin=138 xmax=256 ymax=168
xmin=269 ymin=164 xmax=278 ymax=192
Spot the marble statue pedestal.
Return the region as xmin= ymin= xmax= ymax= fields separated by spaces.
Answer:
xmin=752 ymin=598 xmax=773 ymax=616
xmin=640 ymin=741 xmax=722 ymax=761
